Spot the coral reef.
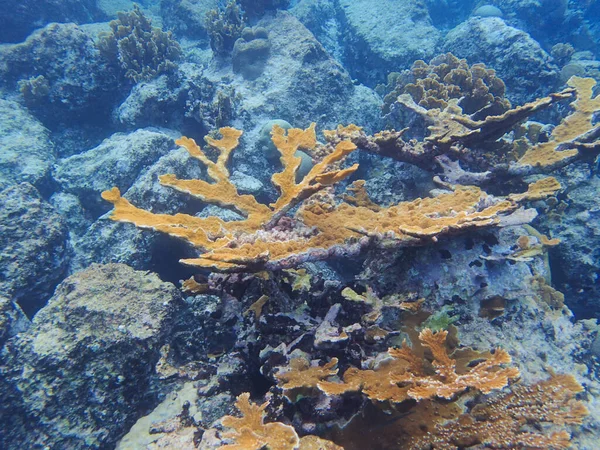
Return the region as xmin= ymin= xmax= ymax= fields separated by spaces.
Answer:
xmin=379 ymin=53 xmax=510 ymax=120
xmin=0 ymin=23 xmax=120 ymax=125
xmin=98 ymin=5 xmax=182 ymax=83
xmin=444 ymin=17 xmax=558 ymax=103
xmin=317 ymin=328 xmax=520 ymax=402
xmin=205 ymin=1 xmax=246 ymax=56
xmin=2 ymin=3 xmax=600 ymax=449
xmin=408 ymin=374 xmax=588 ymax=449
xmin=337 ymin=77 xmax=600 ymax=186
xmin=102 ymin=123 xmax=558 ymax=272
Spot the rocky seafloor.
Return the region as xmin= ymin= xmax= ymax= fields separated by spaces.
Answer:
xmin=1 ymin=0 xmax=600 ymax=449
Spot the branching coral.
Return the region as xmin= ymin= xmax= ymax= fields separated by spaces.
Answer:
xmin=316 ymin=328 xmax=519 ymax=403
xmin=275 ymin=357 xmax=339 ymax=399
xmin=102 ymin=121 xmax=558 ymax=272
xmin=219 ymin=393 xmax=299 ymax=449
xmin=98 ymin=5 xmax=181 ymax=82
xmin=335 ymin=77 xmax=600 ymax=186
xmin=408 ymin=374 xmax=588 ymax=449
xmin=218 ymin=393 xmax=342 ymax=450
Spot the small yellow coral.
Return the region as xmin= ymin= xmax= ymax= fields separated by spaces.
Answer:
xmin=219 ymin=393 xmax=299 ymax=450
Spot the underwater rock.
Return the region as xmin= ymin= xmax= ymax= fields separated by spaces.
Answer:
xmin=0 ymin=0 xmax=104 ymax=43
xmin=543 ymin=168 xmax=600 ymax=319
xmin=68 ymin=219 xmax=156 ymax=276
xmin=290 ymin=0 xmax=343 ymax=61
xmin=362 ymin=226 xmax=547 ymax=306
xmin=0 ymin=99 xmax=55 ymax=193
xmin=0 ymin=263 xmax=181 ymax=450
xmin=223 ymin=11 xmax=381 ymax=129
xmin=114 ymin=75 xmax=187 ymax=128
xmin=115 ymin=62 xmax=236 ymax=132
xmin=160 ymin=0 xmax=220 ymax=39
xmin=0 ymin=297 xmax=30 ymax=349
xmin=48 ymin=192 xmax=93 ymax=239
xmin=53 ymin=128 xmax=176 ymax=218
xmin=0 ymin=23 xmax=120 ymax=126
xmin=492 ymin=0 xmax=567 ymax=41
xmin=115 ymin=381 xmax=201 ymax=449
xmin=338 ymin=0 xmax=441 ymax=87
xmin=230 ymin=171 xmax=265 ymax=195
xmin=0 ymin=183 xmax=68 ymax=317
xmin=68 ymin=144 xmax=206 ymax=275
xmin=444 ymin=17 xmax=559 ymax=104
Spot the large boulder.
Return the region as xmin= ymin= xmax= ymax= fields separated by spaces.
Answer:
xmin=0 ymin=183 xmax=68 ymax=316
xmin=0 ymin=99 xmax=55 ymax=193
xmin=53 ymin=128 xmax=177 ymax=218
xmin=444 ymin=17 xmax=559 ymax=104
xmin=67 ymin=145 xmax=205 ymax=277
xmin=338 ymin=0 xmax=441 ymax=86
xmin=160 ymin=0 xmax=220 ymax=39
xmin=543 ymin=168 xmax=600 ymax=319
xmin=0 ymin=23 xmax=120 ymax=127
xmin=0 ymin=263 xmax=182 ymax=449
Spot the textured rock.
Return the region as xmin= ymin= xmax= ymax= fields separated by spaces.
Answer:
xmin=444 ymin=17 xmax=559 ymax=103
xmin=0 ymin=99 xmax=55 ymax=192
xmin=290 ymin=0 xmax=343 ymax=61
xmin=114 ymin=75 xmax=187 ymax=128
xmin=160 ymin=0 xmax=220 ymax=39
xmin=0 ymin=23 xmax=119 ymax=126
xmin=489 ymin=0 xmax=567 ymax=41
xmin=543 ymin=169 xmax=600 ymax=319
xmin=363 ymin=226 xmax=547 ymax=305
xmin=68 ymin=147 xmax=205 ymax=276
xmin=0 ymin=297 xmax=30 ymax=349
xmin=0 ymin=183 xmax=68 ymax=316
xmin=53 ymin=128 xmax=176 ymax=218
xmin=230 ymin=11 xmax=381 ymax=130
xmin=113 ymin=62 xmax=228 ymax=132
xmin=338 ymin=0 xmax=441 ymax=86
xmin=0 ymin=264 xmax=181 ymax=450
